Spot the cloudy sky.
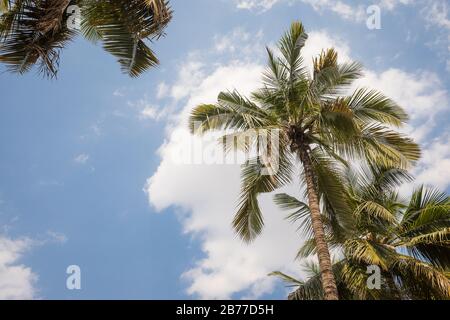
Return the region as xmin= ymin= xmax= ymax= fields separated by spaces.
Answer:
xmin=0 ymin=0 xmax=449 ymax=299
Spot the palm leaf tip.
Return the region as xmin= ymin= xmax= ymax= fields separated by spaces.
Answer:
xmin=314 ymin=48 xmax=338 ymax=74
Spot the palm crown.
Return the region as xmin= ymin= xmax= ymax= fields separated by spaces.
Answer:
xmin=189 ymin=21 xmax=420 ymax=300
xmin=0 ymin=0 xmax=172 ymax=77
xmin=275 ymin=165 xmax=450 ymax=300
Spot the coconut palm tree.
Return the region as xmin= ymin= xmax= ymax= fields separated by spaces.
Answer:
xmin=188 ymin=21 xmax=420 ymax=300
xmin=273 ymin=165 xmax=450 ymax=300
xmin=0 ymin=0 xmax=172 ymax=78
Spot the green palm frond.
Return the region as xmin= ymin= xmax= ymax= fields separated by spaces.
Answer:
xmin=0 ymin=0 xmax=9 ymax=13
xmin=348 ymin=88 xmax=408 ymax=127
xmin=296 ymin=238 xmax=317 ymax=259
xmin=398 ymin=186 xmax=450 ymax=269
xmin=0 ymin=0 xmax=75 ymax=77
xmin=234 ymin=148 xmax=294 ymax=242
xmin=312 ymin=49 xmax=363 ymax=97
xmin=81 ymin=0 xmax=171 ymax=77
xmin=404 ymin=229 xmax=450 ymax=246
xmin=345 ymin=124 xmax=421 ymax=169
xmin=318 ymin=98 xmax=359 ymax=141
xmin=0 ymin=0 xmax=172 ymax=77
xmin=309 ymin=148 xmax=354 ymax=229
xmin=268 ymin=271 xmax=304 ymax=287
xmin=262 ymin=46 xmax=288 ymax=91
xmin=344 ymin=239 xmax=392 ymax=270
xmin=189 ymin=91 xmax=275 ymax=134
xmin=391 ymin=256 xmax=450 ymax=299
xmin=273 ymin=192 xmax=314 ymax=238
xmin=274 ymin=193 xmax=310 ymax=219
xmin=278 ymin=21 xmax=308 ymax=83
xmin=355 ymin=201 xmax=397 ymax=224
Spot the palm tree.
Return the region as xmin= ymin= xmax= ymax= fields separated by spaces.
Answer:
xmin=0 ymin=0 xmax=172 ymax=78
xmin=273 ymin=165 xmax=450 ymax=299
xmin=188 ymin=21 xmax=420 ymax=300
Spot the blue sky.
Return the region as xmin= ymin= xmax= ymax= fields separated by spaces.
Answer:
xmin=0 ymin=0 xmax=449 ymax=300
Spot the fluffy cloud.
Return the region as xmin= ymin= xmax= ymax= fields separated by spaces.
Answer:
xmin=0 ymin=236 xmax=37 ymax=300
xmin=145 ymin=61 xmax=304 ymax=299
xmin=145 ymin=27 xmax=449 ymax=299
xmin=235 ymin=0 xmax=413 ymax=18
xmin=414 ymin=134 xmax=450 ymax=190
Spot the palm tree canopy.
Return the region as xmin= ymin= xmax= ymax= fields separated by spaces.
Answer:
xmin=0 ymin=0 xmax=172 ymax=77
xmin=274 ymin=165 xmax=450 ymax=300
xmin=189 ymin=21 xmax=421 ymax=243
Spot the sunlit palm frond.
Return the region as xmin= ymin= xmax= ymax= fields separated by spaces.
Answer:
xmin=342 ymin=124 xmax=421 ymax=169
xmin=344 ymin=239 xmax=393 ymax=270
xmin=189 ymin=91 xmax=275 ymax=134
xmin=268 ymin=271 xmax=304 ymax=287
xmin=0 ymin=0 xmax=9 ymax=13
xmin=355 ymin=201 xmax=397 ymax=225
xmin=234 ymin=145 xmax=294 ymax=242
xmin=398 ymin=186 xmax=450 ymax=269
xmin=312 ymin=49 xmax=363 ymax=98
xmin=278 ymin=21 xmax=308 ymax=84
xmin=348 ymin=88 xmax=408 ymax=127
xmin=391 ymin=255 xmax=450 ymax=299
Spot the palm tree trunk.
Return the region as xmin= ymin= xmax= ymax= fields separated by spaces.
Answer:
xmin=299 ymin=148 xmax=339 ymax=300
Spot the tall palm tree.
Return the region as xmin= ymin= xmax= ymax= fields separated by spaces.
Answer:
xmin=0 ymin=0 xmax=172 ymax=78
xmin=273 ymin=165 xmax=450 ymax=300
xmin=188 ymin=21 xmax=420 ymax=300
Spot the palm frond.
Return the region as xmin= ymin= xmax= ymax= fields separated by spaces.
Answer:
xmin=0 ymin=0 xmax=75 ymax=78
xmin=234 ymin=148 xmax=294 ymax=242
xmin=348 ymin=88 xmax=408 ymax=127
xmin=189 ymin=91 xmax=274 ymax=134
xmin=268 ymin=271 xmax=304 ymax=287
xmin=391 ymin=255 xmax=450 ymax=299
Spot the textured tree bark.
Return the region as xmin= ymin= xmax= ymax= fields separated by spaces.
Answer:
xmin=300 ymin=148 xmax=339 ymax=300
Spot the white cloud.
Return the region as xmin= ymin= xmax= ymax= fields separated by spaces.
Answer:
xmin=0 ymin=236 xmax=37 ymax=300
xmin=423 ymin=0 xmax=450 ymax=30
xmin=378 ymin=0 xmax=413 ymax=10
xmin=145 ymin=54 xmax=303 ymax=298
xmin=234 ymin=0 xmax=279 ymax=11
xmin=127 ymin=97 xmax=168 ymax=122
xmin=156 ymin=82 xmax=169 ymax=99
xmin=170 ymin=61 xmax=205 ymax=101
xmin=414 ymin=133 xmax=450 ymax=190
xmin=300 ymin=0 xmax=366 ymax=22
xmin=145 ymin=27 xmax=449 ymax=299
xmin=302 ymin=31 xmax=352 ymax=70
xmin=74 ymin=153 xmax=90 ymax=165
xmin=214 ymin=28 xmax=251 ymax=53
xmin=140 ymin=106 xmax=164 ymax=121
xmin=235 ymin=0 xmax=413 ymax=18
